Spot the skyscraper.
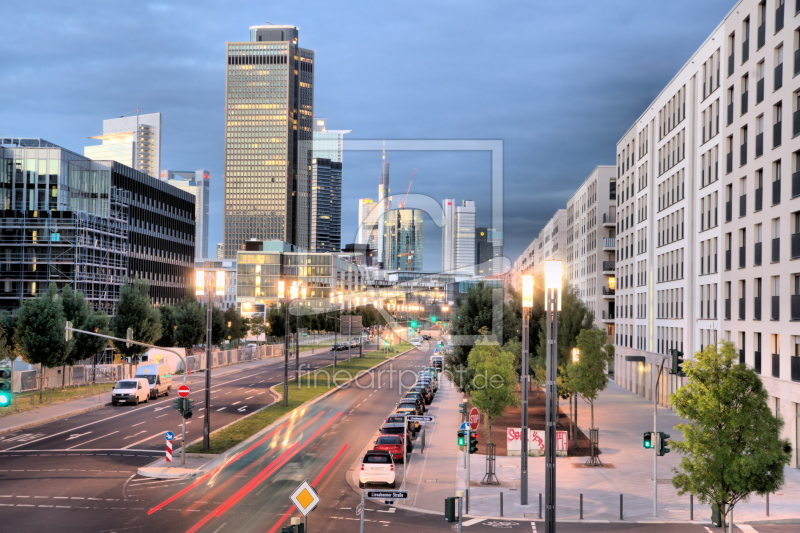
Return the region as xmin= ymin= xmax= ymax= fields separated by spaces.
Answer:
xmin=223 ymin=25 xmax=314 ymax=257
xmin=442 ymin=199 xmax=476 ymax=275
xmin=307 ymin=118 xmax=349 ymax=252
xmin=161 ymin=169 xmax=210 ymax=259
xmin=475 ymin=227 xmax=493 ymax=277
xmin=84 ymin=113 xmax=162 ymax=179
xmin=357 ymin=198 xmax=379 ymax=250
xmin=216 ymin=243 xmax=224 ymax=258
xmin=384 ymin=208 xmax=423 ymax=271
xmin=376 ymin=150 xmax=390 ymax=264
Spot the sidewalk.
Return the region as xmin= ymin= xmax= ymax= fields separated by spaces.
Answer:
xmin=397 ymin=378 xmax=800 ymax=524
xmin=0 ymin=346 xmax=332 ymax=437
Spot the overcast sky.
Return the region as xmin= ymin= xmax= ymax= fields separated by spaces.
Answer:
xmin=1 ymin=0 xmax=736 ymax=270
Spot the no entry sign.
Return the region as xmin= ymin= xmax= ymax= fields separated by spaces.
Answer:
xmin=178 ymin=385 xmax=190 ymax=398
xmin=469 ymin=407 xmax=480 ymax=431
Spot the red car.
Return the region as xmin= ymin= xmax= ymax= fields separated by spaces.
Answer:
xmin=373 ymin=434 xmax=407 ymax=462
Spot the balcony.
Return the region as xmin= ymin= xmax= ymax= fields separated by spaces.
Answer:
xmin=775 ymin=64 xmax=783 ymax=91
xmin=726 ymin=200 xmax=732 ymax=222
xmin=757 ymin=78 xmax=764 ymax=103
xmin=755 ymin=351 xmax=762 ymax=374
xmin=603 ymin=237 xmax=616 ymax=250
xmin=727 ymin=102 xmax=734 ymax=125
xmin=755 ymin=186 xmax=763 ymax=211
xmin=601 ymin=286 xmax=615 ymax=299
xmin=740 ymin=142 xmax=747 ymax=166
xmin=792 ymin=356 xmax=800 ymax=383
xmin=773 ymin=353 xmax=781 ymax=378
xmin=776 ymin=3 xmax=785 ymax=32
xmin=739 ymin=297 xmax=746 ymax=320
xmin=793 ymin=170 xmax=800 ymax=198
xmin=755 ymin=296 xmax=762 ymax=320
xmin=602 ymin=261 xmax=615 ymax=273
xmin=728 ymin=53 xmax=735 ymax=77
xmin=772 ymin=237 xmax=780 ymax=262
xmin=602 ymin=209 xmax=616 ymax=227
xmin=739 ymin=194 xmax=746 ymax=217
xmin=773 ymin=179 xmax=781 ymax=205
xmin=772 ymin=295 xmax=780 ymax=321
xmin=739 ymin=246 xmax=746 ymax=268
xmin=755 ymin=241 xmax=762 ymax=265
xmin=726 ymin=151 xmax=733 ymax=174
xmin=793 ymin=232 xmax=800 ymax=258
xmin=601 ymin=310 xmax=615 ymax=322
xmin=725 ymin=298 xmax=731 ymax=320
xmin=726 ymin=249 xmax=732 ymax=271
xmin=743 ymin=39 xmax=750 ymax=64
xmin=742 ymin=90 xmax=749 ymax=114
xmin=774 ymin=121 xmax=782 ymax=147
xmin=795 ymin=110 xmax=800 ymax=137
xmin=758 ymin=22 xmax=765 ymax=49
xmin=755 ymin=132 xmax=763 ymax=157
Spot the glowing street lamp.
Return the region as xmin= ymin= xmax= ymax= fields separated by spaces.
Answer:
xmin=543 ymin=260 xmax=563 ymax=530
xmin=520 ymin=274 xmax=533 ymax=505
xmin=572 ymin=347 xmax=580 ymax=363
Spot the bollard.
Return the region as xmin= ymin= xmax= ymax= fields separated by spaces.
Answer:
xmin=539 ymin=493 xmax=542 ymax=519
xmin=31 ymin=391 xmax=34 ymax=406
xmin=500 ymin=492 xmax=503 ymax=517
xmin=620 ymin=494 xmax=623 ymax=520
xmin=766 ymin=493 xmax=769 ymax=517
xmin=580 ymin=493 xmax=583 ymax=519
xmin=690 ymin=494 xmax=693 ymax=520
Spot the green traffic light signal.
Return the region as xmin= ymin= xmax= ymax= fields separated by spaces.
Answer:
xmin=431 ymin=316 xmax=437 ymax=322
xmin=469 ymin=433 xmax=479 ymax=454
xmin=411 ymin=321 xmax=418 ymax=328
xmin=657 ymin=432 xmax=671 ymax=456
xmin=0 ymin=364 xmax=11 ymax=408
xmin=457 ymin=429 xmax=465 ymax=447
xmin=643 ymin=431 xmax=653 ymax=449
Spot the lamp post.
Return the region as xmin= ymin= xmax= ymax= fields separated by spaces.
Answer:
xmin=520 ymin=275 xmax=534 ymax=506
xmin=544 ymin=260 xmax=563 ymax=533
xmin=278 ymin=280 xmax=301 ymax=407
xmin=296 ymin=286 xmax=306 ymax=382
xmin=572 ymin=347 xmax=580 ymax=449
xmin=227 ymin=321 xmax=232 ymax=364
xmin=196 ymin=269 xmax=225 ymax=452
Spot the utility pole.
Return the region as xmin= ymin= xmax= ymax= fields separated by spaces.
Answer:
xmin=203 ymin=277 xmax=213 ymax=451
xmin=653 ymin=355 xmax=667 ymax=517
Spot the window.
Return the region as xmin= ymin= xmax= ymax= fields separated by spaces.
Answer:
xmin=727 ymin=86 xmax=735 ymax=125
xmin=743 ymin=17 xmax=751 ymax=64
xmin=742 ymin=74 xmax=750 ymax=115
xmin=773 ymin=217 xmax=782 ymax=263
xmin=740 ymin=177 xmax=748 ymax=217
xmin=729 ymin=32 xmax=736 ymax=77
xmin=757 ymin=61 xmax=765 ymax=103
xmin=757 ymin=114 xmax=765 ymax=157
xmin=776 ymin=44 xmax=785 ymax=90
xmin=756 ymin=168 xmax=764 ymax=211
xmin=777 ymin=0 xmax=785 ymax=33
xmin=774 ymin=159 xmax=782 ymax=205
xmin=775 ymin=102 xmax=783 ymax=147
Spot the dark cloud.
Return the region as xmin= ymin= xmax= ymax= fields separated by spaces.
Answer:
xmin=0 ymin=0 xmax=735 ymax=268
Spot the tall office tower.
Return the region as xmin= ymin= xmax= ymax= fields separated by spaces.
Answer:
xmin=442 ymin=199 xmax=476 ymax=275
xmin=306 ymin=118 xmax=349 ymax=252
xmin=161 ymin=169 xmax=210 ymax=259
xmin=84 ymin=113 xmax=162 ymax=178
xmin=376 ymin=150 xmax=390 ymax=264
xmin=357 ymin=198 xmax=379 ymax=249
xmin=216 ymin=243 xmax=224 ymax=258
xmin=488 ymin=228 xmax=504 ymax=275
xmin=384 ymin=209 xmax=423 ymax=271
xmin=475 ymin=227 xmax=493 ymax=277
xmin=223 ymin=25 xmax=314 ymax=258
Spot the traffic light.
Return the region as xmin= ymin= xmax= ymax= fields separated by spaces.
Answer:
xmin=643 ymin=431 xmax=653 ymax=449
xmin=657 ymin=432 xmax=671 ymax=456
xmin=184 ymin=398 xmax=194 ymax=419
xmin=0 ymin=364 xmax=11 ymax=408
xmin=431 ymin=316 xmax=437 ymax=322
xmin=410 ymin=321 xmax=418 ymax=328
xmin=457 ymin=429 xmax=465 ymax=447
xmin=669 ymin=349 xmax=685 ymax=376
xmin=173 ymin=397 xmax=184 ymax=415
xmin=469 ymin=433 xmax=479 ymax=454
xmin=459 ymin=401 xmax=468 ymax=417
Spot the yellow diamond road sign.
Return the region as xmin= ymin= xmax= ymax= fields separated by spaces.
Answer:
xmin=290 ymin=479 xmax=320 ymax=516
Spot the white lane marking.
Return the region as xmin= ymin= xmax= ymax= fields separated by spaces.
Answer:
xmin=121 ymin=433 xmax=163 ymax=449
xmin=131 ymin=422 xmax=146 ymax=427
xmin=66 ymin=431 xmax=118 ymax=450
xmin=156 ymin=414 xmax=168 ymax=418
xmin=237 ymin=406 xmax=247 ymax=412
xmin=735 ymin=527 xmax=757 ymax=532
xmin=463 ymin=518 xmax=485 ymax=526
xmin=245 ymin=396 xmax=253 ymax=400
xmin=124 ymin=431 xmax=148 ymax=440
xmin=64 ymin=432 xmax=92 ymax=441
xmin=232 ymin=401 xmax=241 ymax=405
xmin=216 ymin=407 xmax=227 ymax=411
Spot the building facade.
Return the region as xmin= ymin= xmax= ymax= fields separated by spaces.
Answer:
xmin=162 ymin=169 xmax=210 ymax=259
xmin=216 ymin=243 xmax=224 ymax=258
xmin=442 ymin=199 xmax=476 ymax=275
xmin=357 ymin=198 xmax=380 ymax=250
xmin=309 ymin=157 xmax=342 ymax=253
xmin=384 ymin=208 xmax=423 ymax=271
xmin=84 ymin=113 xmax=162 ymax=179
xmin=195 ymin=258 xmax=237 ymax=310
xmin=566 ymin=166 xmax=617 ymax=333
xmin=223 ymin=25 xmax=314 ymax=257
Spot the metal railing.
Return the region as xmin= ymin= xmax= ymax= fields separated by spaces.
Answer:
xmin=601 ymin=310 xmax=615 ymax=320
xmin=793 ymin=171 xmax=800 ymax=198
xmin=792 ymin=294 xmax=800 ymax=321
xmin=740 ymin=246 xmax=746 ymax=268
xmin=792 ymin=356 xmax=800 ymax=383
xmin=742 ymin=90 xmax=749 ymax=114
xmin=772 ymin=295 xmax=780 ymax=321
xmin=755 ymin=242 xmax=762 ymax=265
xmin=602 ymin=261 xmax=615 ymax=272
xmin=793 ymin=232 xmax=800 ymax=258
xmin=726 ymin=249 xmax=732 ymax=271
xmin=725 ymin=298 xmax=731 ymax=320
xmin=755 ymin=296 xmax=762 ymax=320
xmin=739 ymin=297 xmax=746 ymax=320
xmin=774 ymin=120 xmax=782 ymax=147
xmin=755 ymin=187 xmax=763 ymax=211
xmin=740 ymin=194 xmax=747 ymax=217
xmin=740 ymin=349 xmax=746 ymax=365
xmin=758 ymin=23 xmax=765 ymax=49
xmin=772 ymin=237 xmax=780 ymax=262
xmin=755 ymin=351 xmax=762 ymax=374
xmin=602 ymin=210 xmax=616 ymax=225
xmin=772 ymin=353 xmax=781 ymax=378
xmin=757 ymin=77 xmax=765 ymax=103
xmin=740 ymin=142 xmax=747 ymax=166
xmin=775 ymin=64 xmax=784 ymax=91
xmin=726 ymin=200 xmax=732 ymax=222
xmin=756 ymin=133 xmax=763 ymax=157
xmin=603 ymin=237 xmax=616 ymax=248
xmin=602 ymin=286 xmax=615 ymax=296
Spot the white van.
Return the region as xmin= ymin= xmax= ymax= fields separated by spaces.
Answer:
xmin=134 ymin=363 xmax=172 ymax=399
xmin=111 ymin=378 xmax=150 ymax=406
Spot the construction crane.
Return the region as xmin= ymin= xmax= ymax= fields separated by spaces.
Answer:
xmin=399 ymin=169 xmax=417 ymax=209
xmin=398 ymin=251 xmax=415 ymax=266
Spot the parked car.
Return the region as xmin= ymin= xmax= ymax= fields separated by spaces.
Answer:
xmin=379 ymin=423 xmax=413 ymax=452
xmin=397 ymin=398 xmax=422 ymax=415
xmin=394 ymin=407 xmax=421 ymax=431
xmin=386 ymin=414 xmax=417 ymax=436
xmin=111 ymin=378 xmax=150 ymax=406
xmin=403 ymin=393 xmax=426 ymax=413
xmin=134 ymin=363 xmax=172 ymax=399
xmin=373 ymin=434 xmax=406 ymax=462
xmin=409 ymin=385 xmax=431 ymax=404
xmin=359 ymin=450 xmax=396 ymax=488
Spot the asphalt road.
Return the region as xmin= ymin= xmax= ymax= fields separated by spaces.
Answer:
xmin=0 ymin=333 xmax=795 ymax=533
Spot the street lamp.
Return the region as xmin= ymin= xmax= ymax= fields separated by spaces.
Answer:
xmin=520 ymin=274 xmax=533 ymax=506
xmin=278 ymin=280 xmax=302 ymax=406
xmin=196 ymin=269 xmax=225 ymax=452
xmin=543 ymin=260 xmax=562 ymax=532
xmin=295 ymin=284 xmax=307 ymax=383
xmin=227 ymin=321 xmax=232 ymax=363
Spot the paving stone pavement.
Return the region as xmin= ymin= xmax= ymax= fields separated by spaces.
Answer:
xmin=400 ymin=377 xmax=800 ymax=523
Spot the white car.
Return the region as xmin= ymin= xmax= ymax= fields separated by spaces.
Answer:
xmin=111 ymin=378 xmax=150 ymax=406
xmin=359 ymin=450 xmax=396 ymax=488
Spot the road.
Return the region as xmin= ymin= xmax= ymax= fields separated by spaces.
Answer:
xmin=0 ymin=334 xmax=795 ymax=533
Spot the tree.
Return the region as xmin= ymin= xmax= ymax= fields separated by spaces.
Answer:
xmin=210 ymin=305 xmax=228 ymax=346
xmin=156 ymin=305 xmax=177 ymax=347
xmin=566 ymin=328 xmax=615 ymax=431
xmin=250 ymin=314 xmax=268 ymax=340
xmin=111 ymin=278 xmax=162 ymax=361
xmin=468 ymin=339 xmax=518 ymax=457
xmin=14 ymin=283 xmax=66 ymax=373
xmin=445 ymin=282 xmax=520 ymax=393
xmin=224 ymin=307 xmax=245 ymax=344
xmin=173 ymin=298 xmax=205 ymax=353
xmin=670 ymin=341 xmax=792 ymax=533
xmin=74 ymin=308 xmax=110 ymax=382
xmin=0 ymin=312 xmax=16 ymax=364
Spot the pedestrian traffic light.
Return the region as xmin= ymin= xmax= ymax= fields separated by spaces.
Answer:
xmin=457 ymin=429 xmax=465 ymax=447
xmin=643 ymin=431 xmax=653 ymax=449
xmin=669 ymin=349 xmax=685 ymax=376
xmin=459 ymin=401 xmax=468 ymax=417
xmin=0 ymin=364 xmax=11 ymax=408
xmin=444 ymin=496 xmax=456 ymax=522
xmin=411 ymin=321 xmax=418 ymax=328
xmin=173 ymin=397 xmax=184 ymax=415
xmin=184 ymin=398 xmax=194 ymax=419
xmin=469 ymin=433 xmax=479 ymax=454
xmin=657 ymin=432 xmax=670 ymax=456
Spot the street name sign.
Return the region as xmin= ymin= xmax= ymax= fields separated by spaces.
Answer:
xmin=407 ymin=415 xmax=434 ymax=423
xmin=290 ymin=479 xmax=320 ymax=516
xmin=366 ymin=490 xmax=409 ymax=500
xmin=178 ymin=385 xmax=190 ymax=398
xmin=469 ymin=407 xmax=480 ymax=431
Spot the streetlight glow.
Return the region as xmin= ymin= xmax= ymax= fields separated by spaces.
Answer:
xmin=522 ymin=275 xmax=534 ymax=308
xmin=290 ymin=282 xmax=298 ymax=299
xmin=301 ymin=286 xmax=307 ymax=300
xmin=216 ymin=270 xmax=225 ymax=297
xmin=572 ymin=347 xmax=580 ymax=363
xmin=544 ymin=260 xmax=563 ymax=311
xmin=278 ymin=280 xmax=285 ymax=299
xmin=195 ymin=270 xmax=205 ymax=296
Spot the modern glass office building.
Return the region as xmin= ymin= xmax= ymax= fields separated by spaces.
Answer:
xmin=223 ymin=25 xmax=314 ymax=257
xmin=162 ymin=169 xmax=210 ymax=259
xmin=383 ymin=209 xmax=423 ymax=271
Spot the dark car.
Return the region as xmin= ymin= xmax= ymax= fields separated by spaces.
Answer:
xmin=410 ymin=386 xmax=431 ymax=404
xmin=404 ymin=392 xmax=426 ymax=413
xmin=418 ymin=377 xmax=436 ymax=394
xmin=386 ymin=414 xmax=417 ymax=435
xmin=397 ymin=398 xmax=422 ymax=415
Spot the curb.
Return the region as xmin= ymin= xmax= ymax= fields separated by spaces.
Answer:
xmin=138 ymin=346 xmax=414 ymax=479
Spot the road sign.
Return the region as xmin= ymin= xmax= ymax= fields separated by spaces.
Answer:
xmin=290 ymin=479 xmax=320 ymax=516
xmin=356 ymin=503 xmax=364 ymax=516
xmin=469 ymin=407 xmax=480 ymax=431
xmin=366 ymin=490 xmax=409 ymax=500
xmin=460 ymin=422 xmax=471 ymax=431
xmin=178 ymin=385 xmax=190 ymax=398
xmin=407 ymin=415 xmax=434 ymax=423
xmin=165 ymin=431 xmax=175 ymax=441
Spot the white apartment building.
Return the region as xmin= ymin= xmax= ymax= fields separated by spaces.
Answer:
xmin=535 ymin=210 xmax=568 ymax=277
xmin=614 ymin=0 xmax=800 ymax=467
xmin=566 ymin=166 xmax=617 ymax=333
xmin=84 ymin=113 xmax=162 ymax=178
xmin=442 ymin=199 xmax=476 ymax=275
xmin=195 ymin=258 xmax=237 ymax=311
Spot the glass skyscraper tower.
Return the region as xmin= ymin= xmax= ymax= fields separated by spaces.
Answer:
xmin=223 ymin=25 xmax=314 ymax=257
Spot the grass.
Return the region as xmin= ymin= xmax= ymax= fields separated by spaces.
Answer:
xmin=0 ymin=383 xmax=111 ymax=419
xmin=185 ymin=342 xmax=412 ymax=454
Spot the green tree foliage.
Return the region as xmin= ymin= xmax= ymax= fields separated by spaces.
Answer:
xmin=445 ymin=282 xmax=520 ymax=392
xmin=224 ymin=307 xmax=246 ymax=342
xmin=14 ymin=283 xmax=66 ymax=369
xmin=468 ymin=340 xmax=518 ymax=448
xmin=173 ymin=298 xmax=205 ymax=353
xmin=0 ymin=312 xmax=16 ymax=364
xmin=112 ymin=278 xmax=162 ymax=361
xmin=566 ymin=328 xmax=614 ymax=429
xmin=251 ymin=314 xmax=270 ymax=339
xmin=156 ymin=305 xmax=177 ymax=347
xmin=60 ymin=286 xmax=109 ymax=368
xmin=671 ymin=341 xmax=792 ymax=532
xmin=210 ymin=305 xmax=228 ymax=346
